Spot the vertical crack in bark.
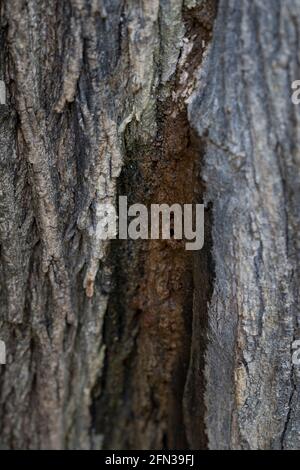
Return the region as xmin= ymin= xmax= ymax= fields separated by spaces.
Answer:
xmin=93 ymin=1 xmax=217 ymax=450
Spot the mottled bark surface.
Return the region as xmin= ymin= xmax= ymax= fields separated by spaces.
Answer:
xmin=0 ymin=0 xmax=299 ymax=450
xmin=190 ymin=0 xmax=300 ymax=449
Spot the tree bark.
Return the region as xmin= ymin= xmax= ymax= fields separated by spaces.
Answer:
xmin=190 ymin=0 xmax=300 ymax=449
xmin=0 ymin=0 xmax=299 ymax=450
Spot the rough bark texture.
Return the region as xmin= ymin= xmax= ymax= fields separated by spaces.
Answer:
xmin=0 ymin=0 xmax=299 ymax=450
xmin=190 ymin=0 xmax=300 ymax=449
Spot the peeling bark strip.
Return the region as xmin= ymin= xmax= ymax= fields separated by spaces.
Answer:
xmin=0 ymin=0 xmax=299 ymax=451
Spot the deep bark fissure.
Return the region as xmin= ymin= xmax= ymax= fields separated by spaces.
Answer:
xmin=91 ymin=3 xmax=217 ymax=448
xmin=94 ymin=110 xmax=214 ymax=450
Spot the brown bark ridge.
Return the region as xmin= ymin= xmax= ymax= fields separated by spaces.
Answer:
xmin=0 ymin=0 xmax=299 ymax=451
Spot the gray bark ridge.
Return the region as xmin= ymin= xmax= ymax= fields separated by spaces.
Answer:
xmin=0 ymin=0 xmax=143 ymax=449
xmin=189 ymin=0 xmax=300 ymax=450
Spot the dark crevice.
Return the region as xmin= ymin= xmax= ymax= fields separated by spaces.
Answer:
xmin=91 ymin=126 xmax=214 ymax=451
xmin=90 ymin=1 xmax=217 ymax=450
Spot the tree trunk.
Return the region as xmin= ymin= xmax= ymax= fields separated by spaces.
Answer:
xmin=0 ymin=0 xmax=299 ymax=450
